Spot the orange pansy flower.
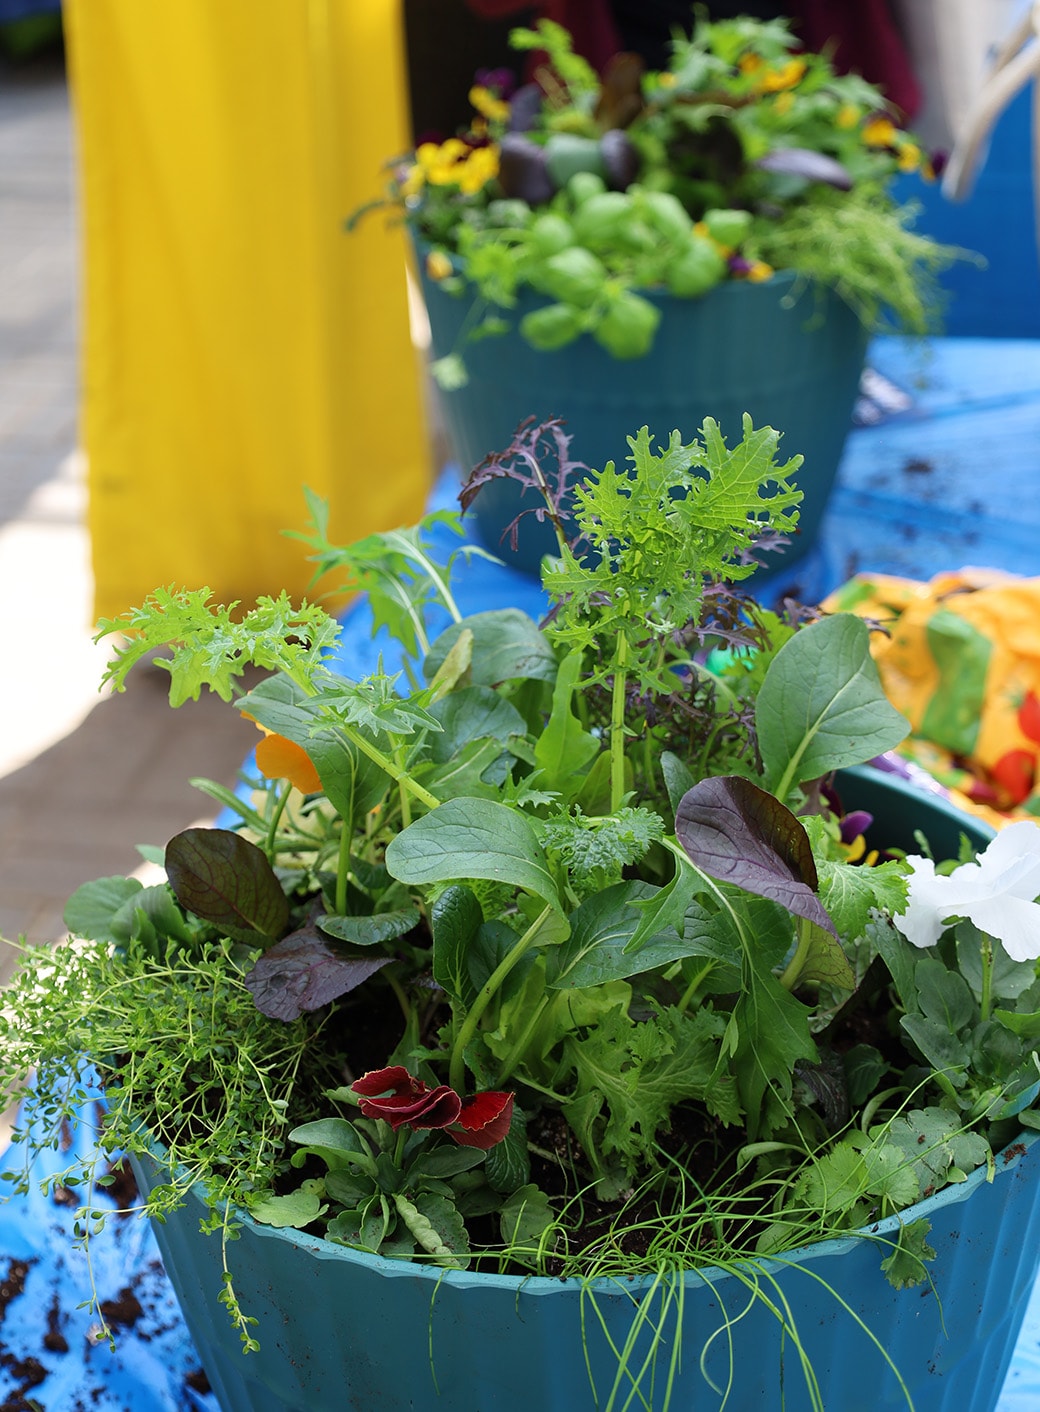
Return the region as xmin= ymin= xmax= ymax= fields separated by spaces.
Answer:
xmin=243 ymin=714 xmax=322 ymax=794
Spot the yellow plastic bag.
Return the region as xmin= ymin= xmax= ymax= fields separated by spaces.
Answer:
xmin=826 ymin=568 xmax=1040 ymax=826
xmin=64 ymin=0 xmax=431 ymax=620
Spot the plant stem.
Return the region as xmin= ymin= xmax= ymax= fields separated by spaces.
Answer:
xmin=339 ymin=723 xmax=440 ymax=812
xmin=980 ymin=931 xmax=994 ymax=1023
xmin=449 ymin=905 xmax=554 ymax=1093
xmin=335 ymin=822 xmax=351 ymax=916
xmin=393 ymin=742 xmax=413 ymax=830
xmin=264 ymin=781 xmax=292 ymax=861
xmin=779 ymin=918 xmax=813 ymax=991
xmin=676 ymin=961 xmax=714 ymax=1016
xmin=610 ymin=634 xmax=628 ymax=813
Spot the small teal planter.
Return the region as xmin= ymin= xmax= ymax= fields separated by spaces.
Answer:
xmin=421 ymin=268 xmax=869 ymax=579
xmin=129 ymin=777 xmax=1037 ymax=1412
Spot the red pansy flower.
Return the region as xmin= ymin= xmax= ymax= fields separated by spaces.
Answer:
xmin=351 ymin=1067 xmax=513 ymax=1150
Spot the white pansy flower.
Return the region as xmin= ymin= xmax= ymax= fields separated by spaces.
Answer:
xmin=897 ymin=821 xmax=1040 ymax=962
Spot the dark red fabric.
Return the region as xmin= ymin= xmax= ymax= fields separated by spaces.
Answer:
xmin=790 ymin=1 xmax=921 ymax=118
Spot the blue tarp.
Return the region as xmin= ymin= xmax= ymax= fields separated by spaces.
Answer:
xmin=2 ymin=335 xmax=1040 ymax=1408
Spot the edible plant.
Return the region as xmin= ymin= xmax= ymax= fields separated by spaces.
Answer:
xmin=364 ymin=14 xmax=964 ymax=384
xmin=2 ymin=415 xmax=1039 ymax=1403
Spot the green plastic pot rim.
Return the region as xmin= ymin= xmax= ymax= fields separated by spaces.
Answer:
xmin=137 ymin=1129 xmax=1038 ymax=1302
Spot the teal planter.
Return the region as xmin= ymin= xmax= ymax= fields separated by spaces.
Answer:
xmin=127 ymin=777 xmax=1038 ymax=1412
xmin=422 ymin=269 xmax=869 ymax=578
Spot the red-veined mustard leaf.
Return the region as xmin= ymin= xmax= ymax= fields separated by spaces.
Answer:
xmin=165 ymin=827 xmax=289 ymax=941
xmin=244 ymin=924 xmax=390 ymax=1020
xmin=675 ymin=776 xmax=837 ymax=937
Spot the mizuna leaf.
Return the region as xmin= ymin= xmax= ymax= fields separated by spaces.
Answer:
xmin=165 ymin=828 xmax=289 ymax=940
xmin=756 ymin=614 xmax=909 ymax=799
xmin=243 ymin=925 xmax=390 ymax=1020
xmin=675 ymin=776 xmax=836 ymax=936
xmin=385 ymin=799 xmax=562 ymax=912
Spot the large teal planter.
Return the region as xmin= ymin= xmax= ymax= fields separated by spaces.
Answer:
xmin=129 ymin=778 xmax=1038 ymax=1412
xmin=422 ymin=268 xmax=869 ymax=579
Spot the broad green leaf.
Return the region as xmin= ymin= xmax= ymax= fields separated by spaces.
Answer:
xmin=63 ymin=876 xmax=142 ymax=940
xmin=421 ymin=737 xmax=510 ymax=800
xmin=410 ymin=1145 xmax=487 ymax=1180
xmin=675 ymin=776 xmax=837 ymax=936
xmin=109 ymin=884 xmax=195 ymax=949
xmin=957 ymin=923 xmax=1038 ymax=1005
xmin=425 ymin=610 xmax=557 ymax=686
xmin=484 ymin=1105 xmax=531 ymax=1193
xmin=317 ymin=907 xmax=420 ymax=947
xmin=660 ymin=750 xmax=696 ymax=816
xmin=756 ymin=615 xmax=909 ymax=798
xmin=431 ymin=885 xmax=483 ymax=1006
xmin=385 ymin=799 xmax=562 ymax=912
xmin=899 ymin=1015 xmax=968 ymax=1087
xmin=165 ymin=827 xmax=289 ymax=941
xmin=795 ymin=920 xmax=856 ymax=991
xmin=533 ymin=648 xmax=600 ymax=791
xmin=499 ymin=1182 xmax=554 ymax=1249
xmin=916 ymin=957 xmax=975 ymax=1032
xmin=428 ymin=686 xmax=527 ymax=761
xmin=249 ymin=1185 xmax=327 ymax=1229
xmin=547 ymin=882 xmax=693 ymax=989
xmin=288 ymin=1118 xmax=373 ymax=1171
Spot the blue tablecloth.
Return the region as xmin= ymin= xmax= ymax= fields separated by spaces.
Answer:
xmin=2 ymin=335 xmax=1040 ymax=1409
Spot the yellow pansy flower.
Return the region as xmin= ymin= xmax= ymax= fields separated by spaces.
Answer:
xmin=469 ymin=84 xmax=510 ymax=124
xmin=425 ymin=249 xmax=453 ymax=281
xmin=761 ymin=57 xmax=806 ymax=92
xmin=862 ymin=116 xmax=898 ymax=149
xmin=836 ymin=103 xmax=860 ymax=130
xmin=745 ymin=259 xmax=774 ymax=283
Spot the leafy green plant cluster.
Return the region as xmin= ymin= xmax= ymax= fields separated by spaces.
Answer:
xmin=2 ymin=415 xmax=1038 ymax=1368
xmin=374 ymin=13 xmax=965 ymax=381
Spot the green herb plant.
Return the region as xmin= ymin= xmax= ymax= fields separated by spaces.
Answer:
xmin=368 ymin=14 xmax=966 ymax=385
xmin=2 ymin=415 xmax=1038 ymax=1402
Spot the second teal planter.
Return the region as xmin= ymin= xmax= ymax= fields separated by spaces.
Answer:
xmin=421 ymin=269 xmax=869 ymax=578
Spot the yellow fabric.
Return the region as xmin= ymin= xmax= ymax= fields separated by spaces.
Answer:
xmin=63 ymin=0 xmax=431 ymax=621
xmin=825 ymin=569 xmax=1040 ymax=828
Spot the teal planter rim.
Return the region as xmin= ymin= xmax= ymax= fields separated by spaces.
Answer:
xmin=152 ymin=1128 xmax=1036 ymax=1299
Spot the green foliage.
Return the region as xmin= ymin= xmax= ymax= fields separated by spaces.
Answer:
xmin=98 ymin=588 xmax=341 ymax=706
xmin=3 ymin=407 xmax=1035 ymax=1387
xmin=375 ymin=11 xmax=968 ymax=374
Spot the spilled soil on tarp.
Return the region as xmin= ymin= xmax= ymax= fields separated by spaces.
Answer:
xmin=0 ymin=1156 xmax=211 ymax=1411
